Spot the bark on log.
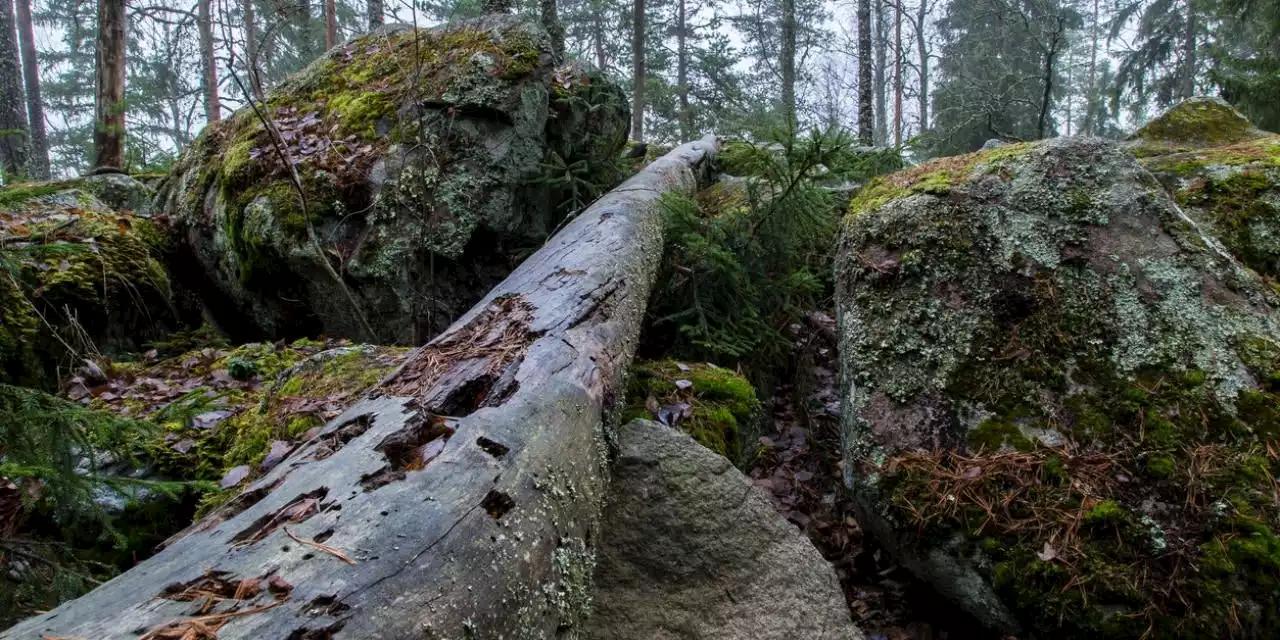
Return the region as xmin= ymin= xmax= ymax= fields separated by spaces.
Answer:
xmin=2 ymin=136 xmax=719 ymax=640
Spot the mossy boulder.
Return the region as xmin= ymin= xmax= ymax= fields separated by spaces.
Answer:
xmin=837 ymin=137 xmax=1280 ymax=637
xmin=0 ymin=176 xmax=187 ymax=389
xmin=1127 ymin=97 xmax=1269 ymax=156
xmin=155 ymin=16 xmax=629 ymax=344
xmin=1135 ymin=109 xmax=1280 ymax=284
xmin=623 ymin=360 xmax=761 ymax=462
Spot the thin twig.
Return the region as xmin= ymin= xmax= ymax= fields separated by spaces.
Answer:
xmin=283 ymin=527 xmax=355 ymax=564
xmin=224 ymin=64 xmax=379 ymax=343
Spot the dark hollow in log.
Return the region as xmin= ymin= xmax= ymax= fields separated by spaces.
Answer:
xmin=3 ymin=136 xmax=719 ymax=640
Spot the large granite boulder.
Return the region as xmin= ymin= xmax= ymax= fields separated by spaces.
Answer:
xmin=0 ymin=176 xmax=188 ymax=388
xmin=587 ymin=419 xmax=862 ymax=639
xmin=836 ymin=137 xmax=1280 ymax=637
xmin=155 ymin=16 xmax=629 ymax=344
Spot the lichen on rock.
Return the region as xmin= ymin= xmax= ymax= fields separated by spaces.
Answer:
xmin=837 ymin=136 xmax=1280 ymax=637
xmin=155 ymin=15 xmax=629 ymax=344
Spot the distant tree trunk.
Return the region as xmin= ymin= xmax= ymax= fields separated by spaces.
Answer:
xmin=592 ymin=6 xmax=607 ymax=70
xmin=676 ymin=0 xmax=692 ymax=140
xmin=540 ymin=0 xmax=564 ymax=59
xmin=367 ymin=0 xmax=382 ymax=29
xmin=324 ymin=0 xmax=337 ymax=49
xmin=482 ymin=0 xmax=514 ymax=12
xmin=93 ymin=0 xmax=126 ymax=170
xmin=1037 ymin=15 xmax=1065 ymax=139
xmin=857 ymin=0 xmax=873 ymax=144
xmin=780 ymin=0 xmax=796 ymax=127
xmin=1179 ymin=0 xmax=1197 ymax=100
xmin=873 ymin=0 xmax=886 ymax=144
xmin=1084 ymin=0 xmax=1098 ymax=135
xmin=893 ymin=0 xmax=902 ymax=147
xmin=245 ymin=0 xmax=263 ymax=100
xmin=199 ymin=0 xmax=220 ymax=122
xmin=631 ymin=0 xmax=645 ymax=142
xmin=15 ymin=0 xmax=46 ymax=179
xmin=0 ymin=0 xmax=29 ymax=177
xmin=915 ymin=0 xmax=928 ymax=133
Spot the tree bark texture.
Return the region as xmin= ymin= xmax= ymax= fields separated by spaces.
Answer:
xmin=1 ymin=136 xmax=720 ymax=640
xmin=857 ymin=0 xmax=873 ymax=144
xmin=325 ymin=0 xmax=338 ymax=49
xmin=873 ymin=0 xmax=886 ymax=145
xmin=915 ymin=0 xmax=928 ymax=134
xmin=1179 ymin=0 xmax=1197 ymax=100
xmin=0 ymin=0 xmax=29 ymax=177
xmin=199 ymin=0 xmax=220 ymax=123
xmin=630 ymin=0 xmax=645 ymax=142
xmin=676 ymin=0 xmax=692 ymax=140
xmin=540 ymin=0 xmax=565 ymax=60
xmin=93 ymin=0 xmax=126 ymax=170
xmin=780 ymin=0 xmax=796 ymax=127
xmin=14 ymin=0 xmax=45 ymax=179
xmin=367 ymin=0 xmax=383 ymax=29
xmin=893 ymin=0 xmax=902 ymax=147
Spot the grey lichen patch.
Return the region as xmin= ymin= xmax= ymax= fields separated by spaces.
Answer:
xmin=836 ymin=136 xmax=1280 ymax=636
xmin=546 ymin=539 xmax=595 ymax=631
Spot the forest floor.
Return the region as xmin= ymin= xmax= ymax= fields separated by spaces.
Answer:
xmin=744 ymin=311 xmax=990 ymax=640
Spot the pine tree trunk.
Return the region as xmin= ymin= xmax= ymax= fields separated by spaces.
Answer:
xmin=540 ymin=0 xmax=564 ymax=60
xmin=630 ymin=0 xmax=645 ymax=142
xmin=1085 ymin=0 xmax=1098 ymax=135
xmin=915 ymin=0 xmax=928 ymax=133
xmin=199 ymin=0 xmax=220 ymax=123
xmin=0 ymin=0 xmax=29 ymax=177
xmin=15 ymin=0 xmax=46 ymax=179
xmin=857 ymin=0 xmax=873 ymax=144
xmin=873 ymin=0 xmax=886 ymax=145
xmin=893 ymin=0 xmax=902 ymax=147
xmin=1179 ymin=0 xmax=1197 ymax=100
xmin=780 ymin=0 xmax=796 ymax=127
xmin=367 ymin=0 xmax=382 ymax=29
xmin=676 ymin=0 xmax=692 ymax=141
xmin=592 ymin=3 xmax=607 ymax=70
xmin=93 ymin=0 xmax=125 ymax=171
xmin=245 ymin=0 xmax=263 ymax=100
xmin=324 ymin=0 xmax=337 ymax=49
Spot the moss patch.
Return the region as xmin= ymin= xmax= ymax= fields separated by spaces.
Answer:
xmin=73 ymin=338 xmax=409 ymax=500
xmin=622 ymin=360 xmax=761 ymax=461
xmin=0 ymin=180 xmax=178 ymax=388
xmin=1130 ymin=97 xmax=1264 ymax=151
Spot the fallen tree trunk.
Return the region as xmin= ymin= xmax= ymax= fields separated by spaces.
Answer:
xmin=4 ymin=135 xmax=719 ymax=640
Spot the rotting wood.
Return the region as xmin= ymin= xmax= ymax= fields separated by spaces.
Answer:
xmin=3 ymin=135 xmax=719 ymax=640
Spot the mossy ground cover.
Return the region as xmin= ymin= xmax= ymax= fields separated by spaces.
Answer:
xmin=0 ymin=180 xmax=174 ymax=388
xmin=623 ymin=360 xmax=761 ymax=461
xmin=839 ymin=138 xmax=1280 ymax=638
xmin=65 ymin=338 xmax=409 ymax=513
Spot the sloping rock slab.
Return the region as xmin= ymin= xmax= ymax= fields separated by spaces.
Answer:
xmin=587 ymin=419 xmax=862 ymax=640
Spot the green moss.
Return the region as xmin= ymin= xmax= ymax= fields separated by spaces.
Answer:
xmin=624 ymin=360 xmax=761 ymax=461
xmin=967 ymin=417 xmax=1034 ymax=452
xmin=849 ymin=143 xmax=1033 ymax=217
xmin=1132 ymin=98 xmax=1260 ymax=148
xmin=1146 ymin=454 xmax=1175 ymax=479
xmin=1084 ymin=500 xmax=1129 ymax=527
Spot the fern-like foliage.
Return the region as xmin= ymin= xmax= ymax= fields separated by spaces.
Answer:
xmin=647 ymin=125 xmax=900 ymax=369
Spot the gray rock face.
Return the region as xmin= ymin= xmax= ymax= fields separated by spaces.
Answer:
xmin=155 ymin=16 xmax=629 ymax=344
xmin=836 ymin=136 xmax=1280 ymax=637
xmin=587 ymin=419 xmax=862 ymax=640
